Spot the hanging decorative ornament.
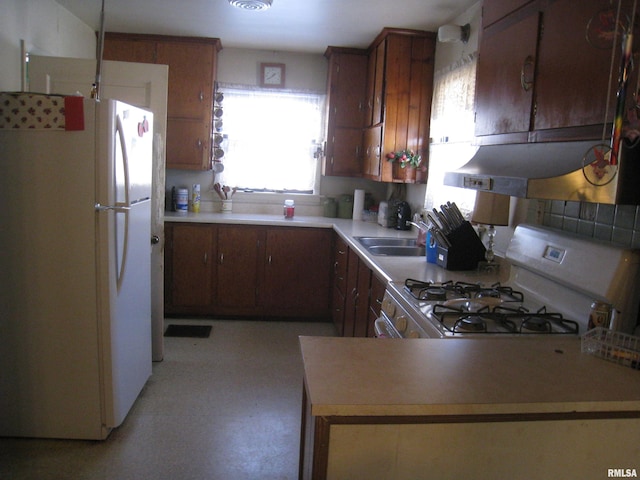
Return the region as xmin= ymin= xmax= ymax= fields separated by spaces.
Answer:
xmin=586 ymin=8 xmax=629 ymax=49
xmin=582 ymin=143 xmax=616 ymax=185
xmin=609 ymin=31 xmax=634 ymax=167
xmin=583 ymin=0 xmax=637 ymax=186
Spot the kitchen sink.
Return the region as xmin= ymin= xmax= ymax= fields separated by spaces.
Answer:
xmin=355 ymin=237 xmax=425 ymax=257
xmin=366 ymin=245 xmax=426 ymax=256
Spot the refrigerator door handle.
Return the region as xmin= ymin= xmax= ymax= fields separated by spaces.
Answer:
xmin=94 ymin=203 xmax=131 ymax=212
xmin=114 ymin=114 xmax=131 ymax=292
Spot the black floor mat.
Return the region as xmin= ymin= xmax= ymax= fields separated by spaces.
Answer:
xmin=164 ymin=324 xmax=212 ymax=338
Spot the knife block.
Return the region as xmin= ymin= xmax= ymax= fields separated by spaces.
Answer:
xmin=436 ymin=221 xmax=486 ymax=271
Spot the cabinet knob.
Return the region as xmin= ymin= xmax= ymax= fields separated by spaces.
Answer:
xmin=199 ymin=91 xmax=204 ymax=101
xmin=196 ymin=139 xmax=203 ymax=149
xmin=219 ymin=253 xmax=224 ymax=264
xmin=204 ymin=252 xmax=208 ymax=264
xmin=151 ymin=235 xmax=160 ymax=245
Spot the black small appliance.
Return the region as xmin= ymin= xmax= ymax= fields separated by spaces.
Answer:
xmin=396 ymin=201 xmax=411 ymax=230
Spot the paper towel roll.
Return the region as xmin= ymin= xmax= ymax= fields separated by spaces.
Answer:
xmin=353 ymin=189 xmax=365 ymax=221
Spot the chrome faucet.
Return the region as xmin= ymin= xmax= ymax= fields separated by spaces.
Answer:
xmin=405 ymin=220 xmax=429 ymax=231
xmin=406 ymin=220 xmax=429 ymax=247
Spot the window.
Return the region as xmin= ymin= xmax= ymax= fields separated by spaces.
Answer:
xmin=426 ymin=53 xmax=479 ymax=214
xmin=217 ymin=85 xmax=325 ymax=193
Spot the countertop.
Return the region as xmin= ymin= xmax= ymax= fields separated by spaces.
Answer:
xmin=299 ymin=336 xmax=640 ymax=418
xmin=164 ymin=211 xmax=510 ymax=286
xmin=165 ymin=212 xmax=640 ymax=420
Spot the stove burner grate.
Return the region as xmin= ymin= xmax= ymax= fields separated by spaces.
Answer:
xmin=454 ymin=315 xmax=487 ymax=333
xmin=431 ymin=303 xmax=580 ymax=335
xmin=404 ymin=279 xmax=524 ymax=303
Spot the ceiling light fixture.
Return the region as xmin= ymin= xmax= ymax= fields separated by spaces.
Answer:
xmin=228 ymin=0 xmax=273 ymax=10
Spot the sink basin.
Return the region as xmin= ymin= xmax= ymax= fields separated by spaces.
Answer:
xmin=355 ymin=237 xmax=419 ymax=247
xmin=367 ymin=245 xmax=426 ymax=256
xmin=355 ymin=237 xmax=425 ymax=256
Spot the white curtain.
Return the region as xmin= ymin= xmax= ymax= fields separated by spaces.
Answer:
xmin=426 ymin=53 xmax=479 ymax=213
xmin=430 ymin=52 xmax=477 ymax=144
xmin=217 ymin=84 xmax=325 ymax=192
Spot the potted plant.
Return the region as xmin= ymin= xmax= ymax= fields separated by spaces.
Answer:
xmin=386 ymin=149 xmax=421 ymax=181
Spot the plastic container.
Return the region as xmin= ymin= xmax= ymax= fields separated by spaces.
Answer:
xmin=221 ymin=200 xmax=232 ymax=213
xmin=191 ymin=184 xmax=201 ymax=213
xmin=426 ymin=231 xmax=438 ymax=264
xmin=176 ymin=188 xmax=188 ymax=213
xmin=284 ymin=199 xmax=295 ymax=219
xmin=323 ymin=197 xmax=337 ymax=218
xmin=338 ymin=195 xmax=353 ymax=219
xmin=582 ymin=327 xmax=640 ymax=370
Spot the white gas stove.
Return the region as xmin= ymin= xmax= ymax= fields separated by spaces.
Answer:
xmin=376 ymin=224 xmax=640 ymax=339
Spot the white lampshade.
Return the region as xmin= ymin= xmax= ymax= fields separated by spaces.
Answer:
xmin=471 ymin=191 xmax=510 ymax=226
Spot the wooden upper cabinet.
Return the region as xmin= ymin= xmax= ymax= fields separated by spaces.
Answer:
xmin=474 ymin=13 xmax=540 ymax=139
xmin=326 ymin=49 xmax=368 ymax=128
xmin=323 ymin=48 xmax=368 ymax=177
xmin=366 ymin=41 xmax=386 ymax=127
xmin=103 ymin=33 xmax=221 ymax=170
xmin=363 ymin=124 xmax=382 ymax=178
xmin=371 ymin=30 xmax=435 ymax=183
xmin=482 ymin=0 xmax=535 ymax=28
xmin=156 ymin=41 xmax=214 ymax=119
xmin=533 ymin=0 xmax=628 ymax=133
xmin=102 ymin=35 xmax=156 ymax=63
xmin=475 ymin=0 xmax=637 ymax=144
xmin=324 ymin=29 xmax=434 ymax=183
xmin=327 ymin=128 xmax=363 ymax=176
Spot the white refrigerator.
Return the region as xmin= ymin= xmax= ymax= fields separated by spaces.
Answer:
xmin=0 ymin=93 xmax=153 ymax=440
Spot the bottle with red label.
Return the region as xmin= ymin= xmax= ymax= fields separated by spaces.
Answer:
xmin=284 ymin=199 xmax=295 ymax=219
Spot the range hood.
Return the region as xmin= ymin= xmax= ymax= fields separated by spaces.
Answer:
xmin=443 ymin=139 xmax=640 ymax=205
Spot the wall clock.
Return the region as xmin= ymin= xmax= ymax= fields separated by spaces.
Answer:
xmin=260 ymin=63 xmax=285 ymax=88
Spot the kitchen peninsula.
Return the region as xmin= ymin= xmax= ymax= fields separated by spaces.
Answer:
xmin=299 ymin=336 xmax=640 ymax=480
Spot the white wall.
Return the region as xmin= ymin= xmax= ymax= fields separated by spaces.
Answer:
xmin=217 ymin=47 xmax=327 ymax=92
xmin=0 ymin=0 xmax=96 ymax=91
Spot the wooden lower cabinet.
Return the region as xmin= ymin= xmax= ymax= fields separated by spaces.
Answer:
xmin=165 ymin=222 xmax=332 ymax=319
xmin=331 ymin=236 xmax=349 ymax=335
xmin=336 ymin=239 xmax=385 ymax=338
xmin=216 ymin=224 xmax=262 ymax=314
xmin=164 ymin=223 xmax=216 ymax=315
xmin=367 ymin=274 xmax=385 ymax=337
xmin=262 ymin=227 xmax=333 ymax=317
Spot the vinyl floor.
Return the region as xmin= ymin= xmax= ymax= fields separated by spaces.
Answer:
xmin=0 ymin=319 xmax=336 ymax=480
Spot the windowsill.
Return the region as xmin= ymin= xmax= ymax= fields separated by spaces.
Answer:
xmin=229 ymin=191 xmax=323 ymax=206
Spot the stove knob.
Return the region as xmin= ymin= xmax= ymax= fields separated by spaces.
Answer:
xmin=382 ymin=298 xmax=396 ymax=317
xmin=407 ymin=330 xmax=420 ymax=339
xmin=395 ymin=315 xmax=408 ymax=333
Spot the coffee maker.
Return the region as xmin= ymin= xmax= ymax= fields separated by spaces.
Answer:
xmin=395 ymin=201 xmax=411 ymax=230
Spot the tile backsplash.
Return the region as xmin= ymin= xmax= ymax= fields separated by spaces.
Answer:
xmin=542 ymin=200 xmax=640 ymax=248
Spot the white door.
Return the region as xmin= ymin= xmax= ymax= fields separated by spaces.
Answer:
xmin=29 ymin=56 xmax=168 ymax=361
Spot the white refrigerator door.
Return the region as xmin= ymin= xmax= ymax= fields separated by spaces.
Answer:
xmin=96 ymin=100 xmax=153 ymax=428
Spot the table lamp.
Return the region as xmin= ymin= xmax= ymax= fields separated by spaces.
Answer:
xmin=471 ymin=191 xmax=510 ymax=265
